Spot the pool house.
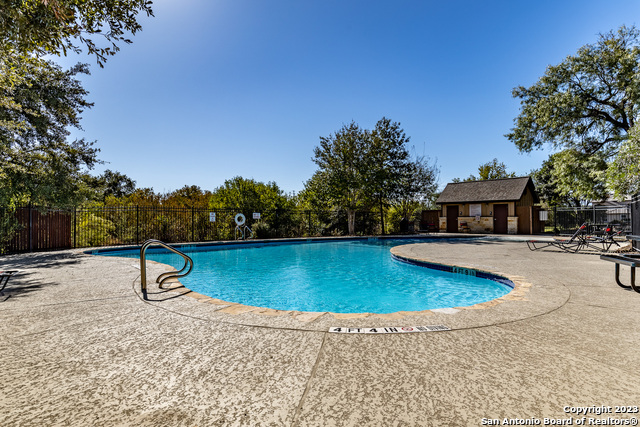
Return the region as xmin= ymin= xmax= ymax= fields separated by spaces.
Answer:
xmin=436 ymin=176 xmax=542 ymax=234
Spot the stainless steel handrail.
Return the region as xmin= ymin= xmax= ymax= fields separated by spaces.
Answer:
xmin=235 ymin=224 xmax=253 ymax=240
xmin=140 ymin=239 xmax=194 ymax=298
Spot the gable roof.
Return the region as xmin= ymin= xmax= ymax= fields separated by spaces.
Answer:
xmin=436 ymin=176 xmax=538 ymax=204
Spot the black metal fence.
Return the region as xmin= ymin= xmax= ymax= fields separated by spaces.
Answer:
xmin=548 ymin=204 xmax=632 ymax=234
xmin=1 ymin=206 xmax=385 ymax=253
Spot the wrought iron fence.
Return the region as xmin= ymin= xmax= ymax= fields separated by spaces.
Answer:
xmin=1 ymin=205 xmax=386 ymax=253
xmin=548 ymin=204 xmax=632 ymax=235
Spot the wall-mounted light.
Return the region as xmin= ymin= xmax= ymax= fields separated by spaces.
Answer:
xmin=489 ymin=211 xmax=493 ymax=216
xmin=459 ymin=211 xmax=463 ymax=215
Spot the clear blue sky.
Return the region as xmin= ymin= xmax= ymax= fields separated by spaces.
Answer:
xmin=59 ymin=0 xmax=640 ymax=195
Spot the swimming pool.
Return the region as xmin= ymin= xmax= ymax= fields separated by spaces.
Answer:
xmin=97 ymin=238 xmax=513 ymax=313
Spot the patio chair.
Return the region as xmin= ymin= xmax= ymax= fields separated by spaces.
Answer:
xmin=0 ymin=270 xmax=18 ymax=301
xmin=527 ymin=222 xmax=589 ymax=253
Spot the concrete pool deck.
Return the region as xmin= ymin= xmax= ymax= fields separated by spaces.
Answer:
xmin=1 ymin=237 xmax=639 ymax=426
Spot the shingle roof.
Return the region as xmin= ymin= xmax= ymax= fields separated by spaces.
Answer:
xmin=436 ymin=177 xmax=536 ymax=204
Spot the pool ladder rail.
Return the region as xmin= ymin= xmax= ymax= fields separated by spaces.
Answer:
xmin=139 ymin=239 xmax=194 ymax=299
xmin=235 ymin=224 xmax=253 ymax=240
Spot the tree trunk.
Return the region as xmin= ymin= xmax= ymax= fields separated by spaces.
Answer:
xmin=347 ymin=209 xmax=356 ymax=235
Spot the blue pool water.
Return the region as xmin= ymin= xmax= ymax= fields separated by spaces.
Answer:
xmin=98 ymin=238 xmax=513 ymax=313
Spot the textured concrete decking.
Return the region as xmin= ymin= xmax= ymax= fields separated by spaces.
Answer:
xmin=1 ymin=238 xmax=639 ymax=426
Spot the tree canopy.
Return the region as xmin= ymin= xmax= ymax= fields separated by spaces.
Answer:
xmin=1 ymin=0 xmax=154 ymax=129
xmin=390 ymin=153 xmax=439 ymax=224
xmin=0 ymin=0 xmax=154 ymax=208
xmin=209 ymin=176 xmax=292 ymax=213
xmin=606 ymin=125 xmax=640 ymax=198
xmin=82 ymin=169 xmax=137 ymax=203
xmin=0 ymin=61 xmax=100 ymax=206
xmin=532 ymin=150 xmax=607 ymax=206
xmin=453 ymin=158 xmax=516 ymax=182
xmin=0 ymin=0 xmax=154 ymax=66
xmin=309 ymin=121 xmax=370 ymax=230
xmin=506 ymin=26 xmax=640 ymax=158
xmin=306 ymin=118 xmax=438 ymax=234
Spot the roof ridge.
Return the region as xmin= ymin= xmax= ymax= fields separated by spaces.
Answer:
xmin=448 ymin=176 xmax=530 ymax=184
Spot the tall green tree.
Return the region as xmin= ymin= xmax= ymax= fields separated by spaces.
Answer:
xmin=0 ymin=61 xmax=100 ymax=206
xmin=532 ymin=150 xmax=607 ymax=206
xmin=209 ymin=176 xmax=291 ymax=213
xmin=308 ymin=118 xmax=438 ymax=235
xmin=299 ymin=170 xmax=333 ymax=211
xmin=390 ymin=154 xmax=439 ymax=222
xmin=531 ymin=156 xmax=578 ymax=207
xmin=100 ymin=170 xmax=137 ymax=199
xmin=82 ymin=169 xmax=137 ymax=202
xmin=0 ymin=0 xmax=154 ymax=208
xmin=506 ymin=26 xmax=640 ymax=158
xmin=365 ymin=118 xmax=413 ymax=202
xmin=310 ymin=121 xmax=369 ymax=234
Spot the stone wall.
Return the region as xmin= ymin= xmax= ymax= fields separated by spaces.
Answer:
xmin=457 ymin=216 xmax=493 ymax=233
xmin=438 ymin=216 xmax=519 ymax=234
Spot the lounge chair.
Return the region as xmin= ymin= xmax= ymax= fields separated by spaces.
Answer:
xmin=586 ymin=225 xmax=623 ymax=252
xmin=527 ymin=222 xmax=589 ymax=253
xmin=528 ymin=222 xmax=626 ymax=253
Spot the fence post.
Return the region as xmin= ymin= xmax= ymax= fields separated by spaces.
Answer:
xmin=136 ymin=205 xmax=139 ymax=245
xmin=307 ymin=211 xmax=311 ymax=236
xmin=191 ymin=207 xmax=195 ymax=243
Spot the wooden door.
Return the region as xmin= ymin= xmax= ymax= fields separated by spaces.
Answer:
xmin=493 ymin=204 xmax=508 ymax=234
xmin=446 ymin=205 xmax=459 ymax=233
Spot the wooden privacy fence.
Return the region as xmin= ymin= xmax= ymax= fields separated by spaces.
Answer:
xmin=515 ymin=205 xmax=544 ymax=235
xmin=1 ymin=206 xmax=72 ymax=253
